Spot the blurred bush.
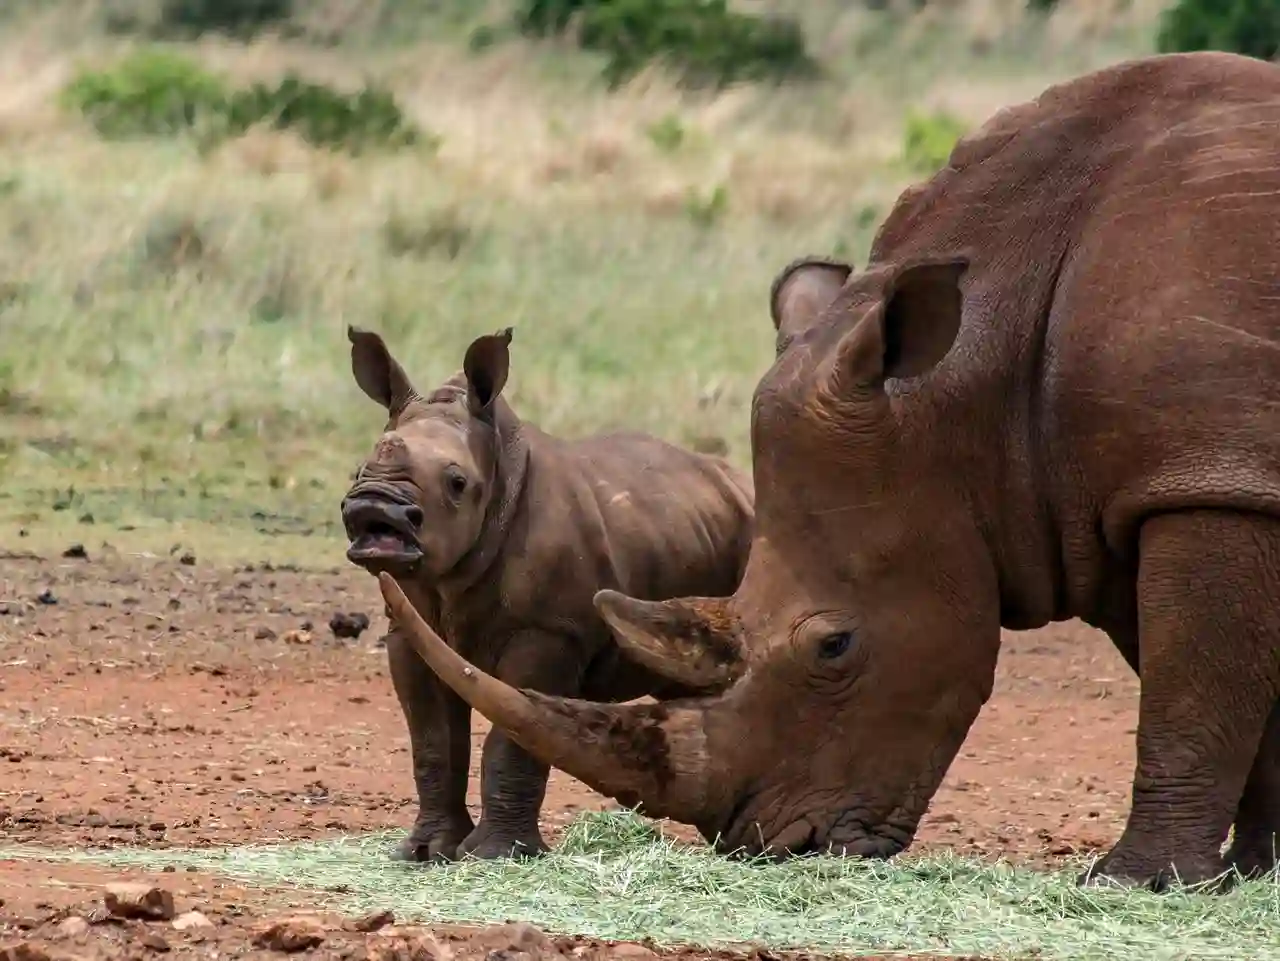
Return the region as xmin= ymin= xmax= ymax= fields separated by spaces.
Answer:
xmin=62 ymin=49 xmax=428 ymax=153
xmin=515 ymin=0 xmax=818 ymax=89
xmin=1155 ymin=0 xmax=1280 ymax=60
xmin=230 ymin=75 xmax=424 ymax=152
xmin=901 ymin=109 xmax=967 ymax=175
xmin=159 ymin=0 xmax=293 ymax=37
xmin=61 ymin=48 xmax=230 ymax=138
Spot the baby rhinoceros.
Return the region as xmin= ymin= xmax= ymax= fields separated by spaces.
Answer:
xmin=340 ymin=325 xmax=754 ymax=862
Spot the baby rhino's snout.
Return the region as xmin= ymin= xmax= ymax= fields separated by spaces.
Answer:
xmin=342 ymin=495 xmax=425 ymax=573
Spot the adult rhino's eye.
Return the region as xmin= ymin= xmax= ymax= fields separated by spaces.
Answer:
xmin=817 ymin=631 xmax=854 ymax=660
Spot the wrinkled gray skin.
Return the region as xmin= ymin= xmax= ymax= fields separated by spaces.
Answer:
xmin=340 ymin=326 xmax=754 ymax=861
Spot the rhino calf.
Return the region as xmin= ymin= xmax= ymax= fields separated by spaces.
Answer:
xmin=340 ymin=326 xmax=754 ymax=861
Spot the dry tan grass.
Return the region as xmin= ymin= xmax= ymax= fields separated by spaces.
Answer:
xmin=0 ymin=0 xmax=1163 ymax=555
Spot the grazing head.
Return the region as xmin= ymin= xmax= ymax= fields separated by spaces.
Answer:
xmin=383 ymin=253 xmax=1006 ymax=860
xmin=341 ymin=326 xmax=514 ymax=580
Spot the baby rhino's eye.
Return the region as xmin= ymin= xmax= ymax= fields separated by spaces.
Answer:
xmin=444 ymin=468 xmax=468 ymax=499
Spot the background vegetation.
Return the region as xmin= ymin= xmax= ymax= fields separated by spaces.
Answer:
xmin=0 ymin=0 xmax=1260 ymax=565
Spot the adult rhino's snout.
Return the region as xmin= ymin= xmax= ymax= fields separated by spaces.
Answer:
xmin=342 ymin=496 xmax=425 ymax=572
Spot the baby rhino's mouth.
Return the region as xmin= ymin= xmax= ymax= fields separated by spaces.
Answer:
xmin=341 ymin=496 xmax=425 ymax=572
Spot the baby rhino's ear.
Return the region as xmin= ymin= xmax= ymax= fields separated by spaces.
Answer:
xmin=349 ymin=326 xmax=417 ymax=413
xmin=463 ymin=327 xmax=514 ymax=416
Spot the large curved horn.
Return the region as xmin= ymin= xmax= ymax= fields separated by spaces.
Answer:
xmin=378 ymin=573 xmax=717 ymax=825
xmin=594 ymin=591 xmax=745 ymax=693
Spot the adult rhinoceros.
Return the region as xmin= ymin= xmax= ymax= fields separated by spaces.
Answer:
xmin=378 ymin=50 xmax=1280 ymax=892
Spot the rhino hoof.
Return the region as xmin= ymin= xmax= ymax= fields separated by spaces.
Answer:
xmin=1076 ymin=854 xmax=1234 ymax=894
xmin=390 ymin=833 xmax=464 ymax=865
xmin=457 ymin=829 xmax=550 ymax=861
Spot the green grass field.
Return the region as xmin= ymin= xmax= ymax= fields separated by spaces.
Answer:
xmin=0 ymin=0 xmax=1165 ymax=566
xmin=6 ymin=812 xmax=1280 ymax=960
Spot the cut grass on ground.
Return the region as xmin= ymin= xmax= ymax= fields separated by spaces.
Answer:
xmin=4 ymin=812 xmax=1280 ymax=961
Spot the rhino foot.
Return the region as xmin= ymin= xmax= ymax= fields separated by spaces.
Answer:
xmin=1076 ymin=851 xmax=1233 ymax=894
xmin=1224 ymin=831 xmax=1279 ymax=880
xmin=390 ymin=827 xmax=471 ymax=864
xmin=457 ymin=825 xmax=550 ymax=860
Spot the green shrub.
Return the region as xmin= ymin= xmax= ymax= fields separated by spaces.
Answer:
xmin=1155 ymin=0 xmax=1280 ymax=61
xmin=62 ymin=50 xmax=427 ymax=154
xmin=158 ymin=0 xmax=292 ymax=38
xmin=61 ymin=49 xmax=230 ymax=138
xmin=514 ymin=0 xmax=818 ymax=89
xmin=516 ymin=0 xmax=591 ymax=36
xmin=684 ymin=183 xmax=728 ymax=228
xmin=901 ymin=109 xmax=968 ymax=176
xmin=230 ymin=74 xmax=424 ymax=152
xmin=645 ymin=113 xmax=686 ymax=153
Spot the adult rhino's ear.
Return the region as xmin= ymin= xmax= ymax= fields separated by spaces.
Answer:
xmin=594 ymin=590 xmax=745 ymax=693
xmin=463 ymin=327 xmax=513 ymax=417
xmin=349 ymin=326 xmax=418 ymax=414
xmin=829 ymin=254 xmax=968 ymax=394
xmin=769 ymin=256 xmax=854 ymax=353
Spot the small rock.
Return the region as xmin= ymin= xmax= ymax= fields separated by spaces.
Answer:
xmin=179 ymin=551 xmax=196 ymax=566
xmin=349 ymin=909 xmax=394 ymax=933
xmin=61 ymin=544 xmax=88 ymax=560
xmin=171 ymin=911 xmax=213 ymax=932
xmin=254 ymin=626 xmax=277 ymax=641
xmin=35 ymin=590 xmax=56 ymax=606
xmin=140 ymin=932 xmax=171 ymax=952
xmin=368 ymin=931 xmax=451 ymax=961
xmin=282 ymin=629 xmax=312 ymax=646
xmin=607 ymin=946 xmax=657 ymax=961
xmin=329 ymin=612 xmax=370 ymax=639
xmin=0 ymin=942 xmax=53 ymax=961
xmin=103 ymin=882 xmax=175 ymax=921
xmin=252 ymin=917 xmax=325 ymax=952
xmin=57 ymin=917 xmax=90 ymax=937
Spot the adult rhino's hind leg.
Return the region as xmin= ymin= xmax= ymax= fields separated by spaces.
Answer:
xmin=1225 ymin=701 xmax=1280 ymax=879
xmin=458 ymin=632 xmax=582 ymax=860
xmin=1081 ymin=510 xmax=1280 ymax=892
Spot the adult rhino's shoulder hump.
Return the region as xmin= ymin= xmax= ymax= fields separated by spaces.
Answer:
xmin=872 ymin=51 xmax=1280 ymax=260
xmin=950 ymin=51 xmax=1280 ymax=173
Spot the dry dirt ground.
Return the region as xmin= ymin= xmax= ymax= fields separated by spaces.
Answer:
xmin=0 ymin=545 xmax=1141 ymax=961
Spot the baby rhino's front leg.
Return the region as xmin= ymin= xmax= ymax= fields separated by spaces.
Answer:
xmin=385 ymin=630 xmax=474 ymax=863
xmin=458 ymin=633 xmax=583 ymax=860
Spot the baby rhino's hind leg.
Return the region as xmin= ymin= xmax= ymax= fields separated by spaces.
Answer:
xmin=458 ymin=632 xmax=584 ymax=860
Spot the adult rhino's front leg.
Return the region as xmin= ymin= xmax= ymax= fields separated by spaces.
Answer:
xmin=458 ymin=632 xmax=584 ymax=860
xmin=386 ymin=628 xmax=475 ymax=863
xmin=1081 ymin=509 xmax=1280 ymax=892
